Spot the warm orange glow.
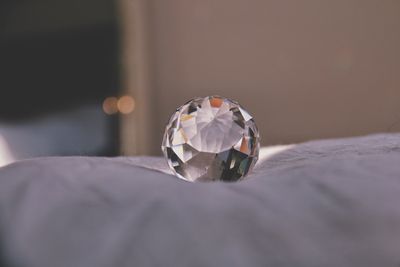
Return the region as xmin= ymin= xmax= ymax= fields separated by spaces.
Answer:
xmin=102 ymin=97 xmax=119 ymax=115
xmin=210 ymin=97 xmax=223 ymax=108
xmin=240 ymin=137 xmax=249 ymax=153
xmin=117 ymin=95 xmax=136 ymax=114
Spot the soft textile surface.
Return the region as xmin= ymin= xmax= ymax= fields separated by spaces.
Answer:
xmin=1 ymin=134 xmax=400 ymax=267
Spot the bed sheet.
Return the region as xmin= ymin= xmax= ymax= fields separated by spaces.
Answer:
xmin=0 ymin=134 xmax=400 ymax=267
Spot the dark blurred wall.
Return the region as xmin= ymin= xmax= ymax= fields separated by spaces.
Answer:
xmin=0 ymin=0 xmax=121 ymax=158
xmin=0 ymin=0 xmax=119 ymax=120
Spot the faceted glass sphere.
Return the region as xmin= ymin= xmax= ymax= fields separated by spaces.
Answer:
xmin=161 ymin=96 xmax=260 ymax=182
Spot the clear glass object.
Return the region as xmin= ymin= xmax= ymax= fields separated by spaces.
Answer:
xmin=161 ymin=96 xmax=260 ymax=182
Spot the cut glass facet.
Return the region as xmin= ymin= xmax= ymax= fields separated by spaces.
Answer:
xmin=161 ymin=96 xmax=260 ymax=182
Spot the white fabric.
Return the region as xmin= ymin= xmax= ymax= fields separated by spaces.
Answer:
xmin=0 ymin=133 xmax=400 ymax=267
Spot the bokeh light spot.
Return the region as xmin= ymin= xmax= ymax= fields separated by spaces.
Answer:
xmin=102 ymin=97 xmax=119 ymax=115
xmin=117 ymin=95 xmax=135 ymax=114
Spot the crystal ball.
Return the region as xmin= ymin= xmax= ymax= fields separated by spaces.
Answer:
xmin=161 ymin=96 xmax=260 ymax=182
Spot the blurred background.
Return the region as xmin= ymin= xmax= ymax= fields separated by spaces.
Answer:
xmin=0 ymin=0 xmax=399 ymax=166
